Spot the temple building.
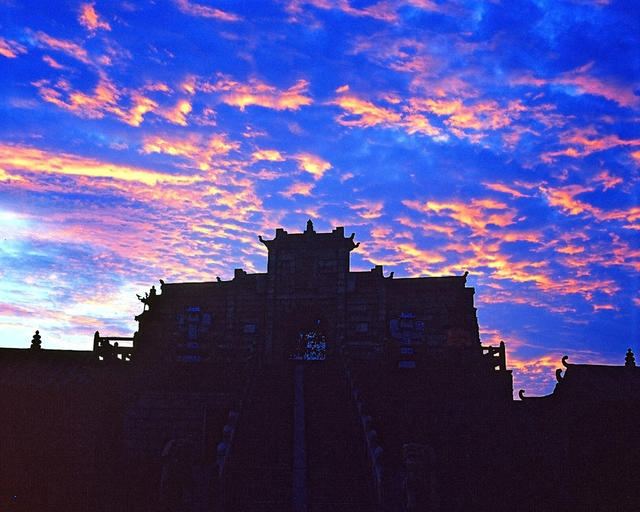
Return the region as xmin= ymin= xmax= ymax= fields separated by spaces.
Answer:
xmin=1 ymin=222 xmax=638 ymax=511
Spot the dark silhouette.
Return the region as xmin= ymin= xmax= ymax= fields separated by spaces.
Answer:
xmin=1 ymin=222 xmax=638 ymax=511
xmin=30 ymin=330 xmax=42 ymax=350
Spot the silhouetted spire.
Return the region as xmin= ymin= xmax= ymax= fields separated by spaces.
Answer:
xmin=30 ymin=330 xmax=42 ymax=350
xmin=625 ymin=348 xmax=636 ymax=367
xmin=305 ymin=219 xmax=314 ymax=233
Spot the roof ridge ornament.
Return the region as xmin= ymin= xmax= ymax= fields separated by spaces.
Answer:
xmin=305 ymin=219 xmax=314 ymax=233
xmin=30 ymin=330 xmax=42 ymax=350
xmin=625 ymin=348 xmax=636 ymax=367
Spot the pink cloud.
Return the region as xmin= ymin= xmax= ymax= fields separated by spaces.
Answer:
xmin=79 ymin=3 xmax=111 ymax=32
xmin=293 ymin=153 xmax=332 ymax=179
xmin=204 ymin=75 xmax=312 ymax=111
xmin=174 ymin=0 xmax=241 ymax=21
xmin=511 ymin=63 xmax=639 ymax=108
xmin=332 ymin=93 xmax=402 ymax=127
xmin=0 ymin=37 xmax=27 ymax=58
xmin=539 ymin=184 xmax=596 ymax=215
xmin=591 ymin=170 xmax=623 ymax=191
xmin=350 ymin=200 xmax=385 ymax=219
xmin=42 ymin=55 xmax=65 ymax=69
xmin=162 ymin=99 xmax=192 ymax=126
xmin=542 ymin=126 xmax=640 ymax=162
xmin=403 ymin=198 xmax=517 ymax=234
xmin=279 ymin=181 xmax=315 ymax=197
xmin=483 ymin=182 xmax=530 ymax=198
xmin=141 ymin=133 xmax=239 ymax=170
xmin=32 ymin=31 xmax=91 ymax=64
xmin=252 ymin=149 xmax=286 ymax=162
xmin=0 ymin=143 xmax=199 ymax=186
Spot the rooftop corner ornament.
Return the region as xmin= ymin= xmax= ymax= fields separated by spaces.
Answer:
xmin=30 ymin=330 xmax=42 ymax=350
xmin=625 ymin=348 xmax=636 ymax=367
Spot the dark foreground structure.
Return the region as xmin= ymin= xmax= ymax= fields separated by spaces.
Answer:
xmin=2 ymin=222 xmax=639 ymax=511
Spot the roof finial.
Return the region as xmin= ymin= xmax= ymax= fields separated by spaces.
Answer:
xmin=625 ymin=348 xmax=636 ymax=367
xmin=305 ymin=219 xmax=314 ymax=233
xmin=30 ymin=330 xmax=42 ymax=350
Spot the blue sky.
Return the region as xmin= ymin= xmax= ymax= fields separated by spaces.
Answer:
xmin=1 ymin=0 xmax=639 ymax=395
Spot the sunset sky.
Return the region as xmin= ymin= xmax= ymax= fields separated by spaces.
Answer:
xmin=1 ymin=0 xmax=639 ymax=395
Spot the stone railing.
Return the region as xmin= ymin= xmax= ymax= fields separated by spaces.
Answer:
xmin=93 ymin=331 xmax=134 ymax=361
xmin=344 ymin=362 xmax=384 ymax=505
xmin=215 ymin=410 xmax=240 ymax=479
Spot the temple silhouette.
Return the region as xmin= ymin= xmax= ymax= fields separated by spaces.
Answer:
xmin=1 ymin=222 xmax=638 ymax=511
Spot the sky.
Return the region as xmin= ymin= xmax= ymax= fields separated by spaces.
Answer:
xmin=1 ymin=0 xmax=639 ymax=396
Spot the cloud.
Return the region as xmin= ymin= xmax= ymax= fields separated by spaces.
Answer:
xmin=0 ymin=143 xmax=199 ymax=186
xmin=252 ymin=149 xmax=286 ymax=162
xmin=42 ymin=55 xmax=65 ymax=69
xmin=79 ymin=3 xmax=111 ymax=32
xmin=204 ymin=75 xmax=313 ymax=111
xmin=163 ymin=99 xmax=192 ymax=126
xmin=141 ymin=133 xmax=239 ymax=170
xmin=31 ymin=72 xmax=162 ymax=127
xmin=511 ymin=63 xmax=640 ymax=109
xmin=293 ymin=153 xmax=332 ymax=179
xmin=403 ymin=198 xmax=517 ymax=234
xmin=541 ymin=126 xmax=640 ymax=162
xmin=32 ymin=31 xmax=91 ymax=65
xmin=284 ymin=0 xmax=461 ymax=23
xmin=174 ymin=0 xmax=241 ymax=21
xmin=351 ymin=200 xmax=385 ymax=219
xmin=539 ymin=184 xmax=596 ymax=215
xmin=279 ymin=181 xmax=315 ymax=197
xmin=0 ymin=37 xmax=27 ymax=58
xmin=331 ymin=92 xmax=402 ymax=127
xmin=483 ymin=182 xmax=531 ymax=198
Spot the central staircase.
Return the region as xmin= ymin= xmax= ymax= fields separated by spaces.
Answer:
xmin=223 ymin=360 xmax=377 ymax=511
xmin=304 ymin=361 xmax=377 ymax=511
xmin=223 ymin=364 xmax=294 ymax=511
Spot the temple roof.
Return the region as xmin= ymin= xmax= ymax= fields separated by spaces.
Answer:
xmin=520 ymin=353 xmax=640 ymax=403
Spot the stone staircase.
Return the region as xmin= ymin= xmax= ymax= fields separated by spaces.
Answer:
xmin=304 ymin=361 xmax=378 ymax=511
xmin=223 ymin=364 xmax=294 ymax=511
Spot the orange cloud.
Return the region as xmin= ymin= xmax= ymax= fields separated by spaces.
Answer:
xmin=331 ymin=94 xmax=401 ymax=127
xmin=404 ymin=198 xmax=517 ymax=234
xmin=539 ymin=184 xmax=596 ymax=215
xmin=512 ymin=63 xmax=639 ymax=108
xmin=205 ymin=75 xmax=312 ymax=111
xmin=484 ymin=182 xmax=530 ymax=198
xmin=0 ymin=143 xmax=199 ymax=186
xmin=42 ymin=55 xmax=65 ymax=69
xmin=32 ymin=73 xmax=178 ymax=127
xmin=542 ymin=127 xmax=640 ymax=162
xmin=174 ymin=0 xmax=241 ymax=21
xmin=284 ymin=0 xmax=398 ymax=22
xmin=163 ymin=99 xmax=192 ymax=126
xmin=252 ymin=149 xmax=286 ymax=162
xmin=279 ymin=181 xmax=315 ymax=197
xmin=122 ymin=93 xmax=158 ymax=126
xmin=0 ymin=37 xmax=27 ymax=58
xmin=79 ymin=3 xmax=111 ymax=32
xmin=402 ymin=113 xmax=441 ymax=136
xmin=591 ymin=170 xmax=623 ymax=191
xmin=141 ymin=133 xmax=239 ymax=170
xmin=33 ymin=31 xmax=90 ymax=64
xmin=351 ymin=200 xmax=385 ymax=219
xmin=293 ymin=153 xmax=332 ymax=179
xmin=33 ymin=74 xmax=126 ymax=121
